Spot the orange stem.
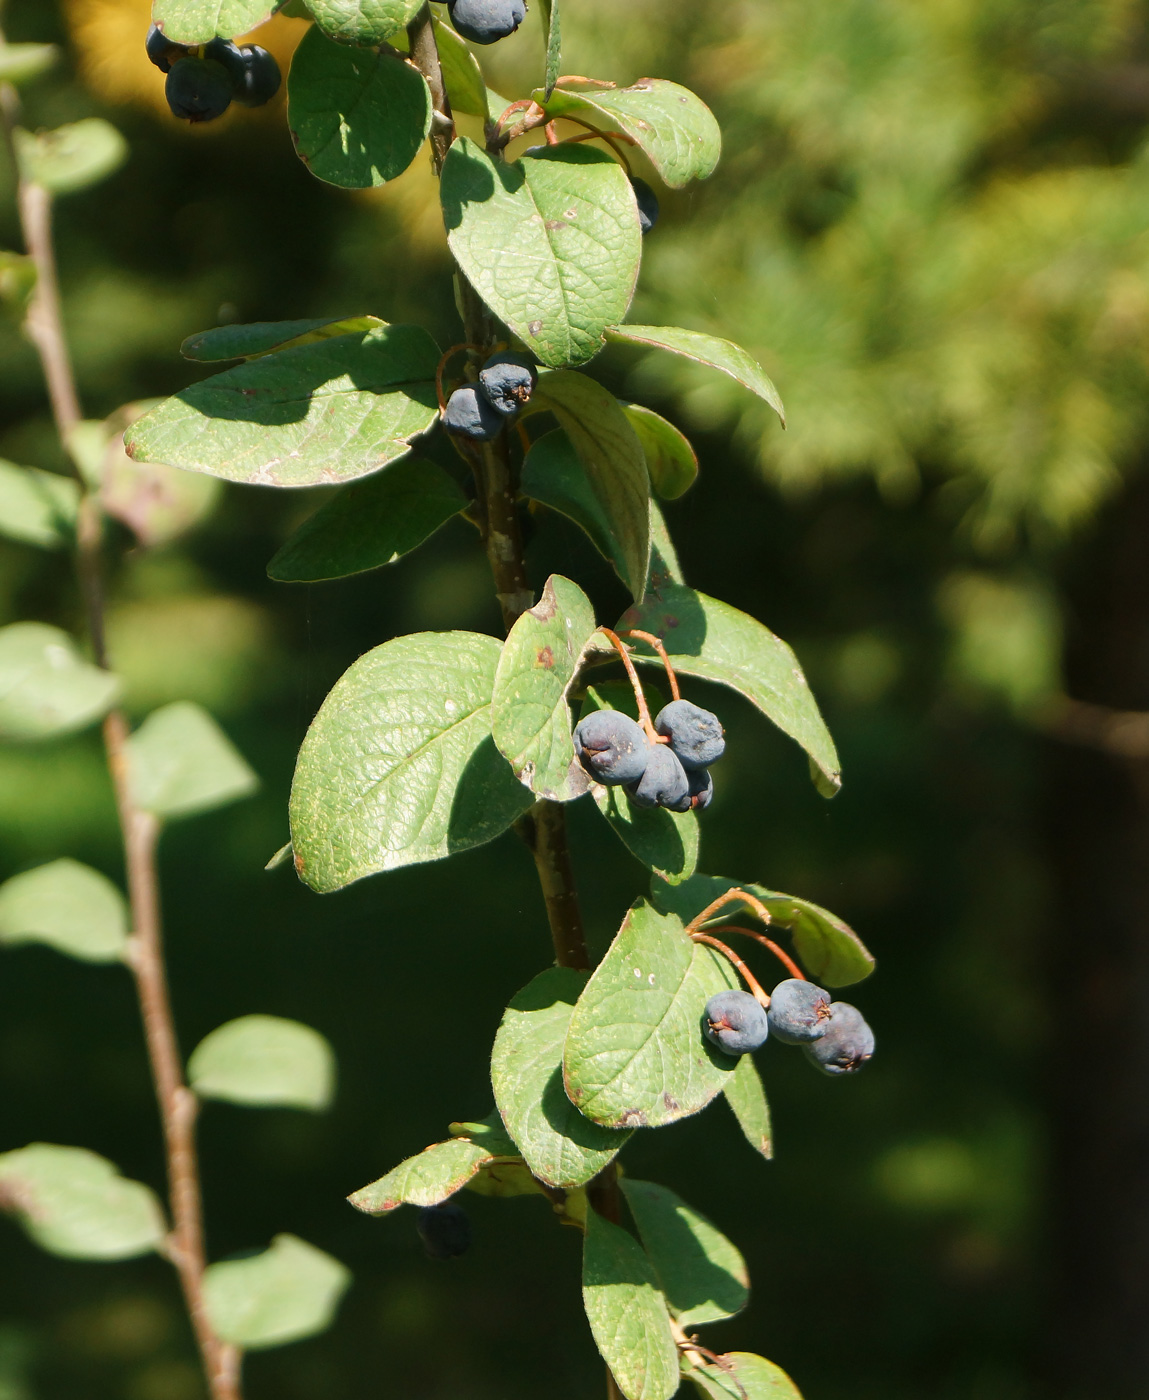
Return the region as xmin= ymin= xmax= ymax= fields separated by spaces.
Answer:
xmin=690 ymin=933 xmax=770 ymax=1007
xmin=435 ymin=341 xmax=485 ymax=411
xmin=596 ymin=627 xmax=668 ymax=743
xmin=704 ymin=925 xmax=805 ymax=982
xmin=686 ymin=887 xmax=774 ymax=935
xmin=624 ymin=629 xmax=680 ymax=701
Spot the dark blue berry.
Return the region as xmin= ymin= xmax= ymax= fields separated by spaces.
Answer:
xmin=803 ymin=1003 xmax=874 ymax=1075
xmin=767 ymin=978 xmax=832 ymax=1044
xmin=235 ymin=45 xmax=282 ymax=106
xmin=703 ymin=989 xmax=769 ymax=1056
xmin=654 ymin=699 xmax=724 ymax=770
xmin=630 ymin=176 xmax=659 ymax=234
xmin=478 ymin=351 xmax=536 ymax=416
xmin=574 ymin=710 xmax=651 ymax=786
xmin=416 ymin=1203 xmax=471 ymax=1259
xmin=443 ymin=383 xmax=503 ymax=441
xmin=165 ymin=57 xmax=233 ymax=123
xmin=625 ymin=742 xmax=689 ymax=810
xmin=146 ymin=23 xmax=191 ymax=73
xmin=447 ymin=0 xmax=526 ymax=44
xmin=686 ymin=768 xmax=713 ymax=811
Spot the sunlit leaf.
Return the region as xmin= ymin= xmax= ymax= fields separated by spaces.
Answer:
xmin=203 ymin=1234 xmax=351 ymax=1350
xmin=686 ymin=1352 xmax=805 ymax=1400
xmin=15 ymin=120 xmax=127 ymax=196
xmin=0 ymin=623 xmax=119 ymax=742
xmin=0 ymin=461 xmax=79 ymax=550
xmin=0 ymin=44 xmax=58 ymax=85
xmin=306 ymin=0 xmax=422 ymax=45
xmin=127 ymin=701 xmax=258 ymax=820
xmin=182 ymin=316 xmax=387 ymax=363
xmin=151 ymin=0 xmax=277 ymax=44
xmin=348 ymin=1138 xmax=493 ymax=1213
xmin=0 ymin=859 xmax=128 ymax=963
xmin=539 ymin=0 xmax=560 ymax=97
xmin=433 ymin=18 xmax=507 ymax=121
xmin=188 ymin=1015 xmax=336 ymax=1110
xmin=605 ymin=325 xmax=785 ymax=425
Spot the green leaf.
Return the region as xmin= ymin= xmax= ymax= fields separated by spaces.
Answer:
xmin=348 ymin=1138 xmax=494 ymax=1213
xmin=123 ymin=325 xmax=440 ymax=489
xmin=127 ymin=701 xmax=258 ymax=820
xmin=723 ymin=1054 xmax=772 ymax=1161
xmin=621 ymin=403 xmax=698 ymax=500
xmin=582 ymin=1209 xmax=680 ymax=1400
xmin=0 ymin=859 xmax=128 ymax=963
xmin=491 ymin=574 xmax=598 ymax=802
xmin=650 ymin=875 xmax=874 ymax=988
xmin=649 ymin=500 xmax=684 ymax=589
xmin=188 ymin=1015 xmax=335 ymax=1110
xmin=581 ymin=682 xmax=698 ymax=886
xmin=491 ymin=967 xmax=632 ymax=1189
xmin=0 ymin=461 xmax=79 ymax=549
xmin=540 ymin=79 xmax=720 ymax=189
xmin=448 ymin=1110 xmax=519 ymax=1158
xmin=532 ymin=372 xmax=650 ymax=598
xmin=0 ymin=1144 xmax=165 ymax=1260
xmin=182 ymin=316 xmax=387 ymax=363
xmin=151 ymin=0 xmax=278 ymax=44
xmin=620 ymin=1179 xmax=748 ymax=1328
xmin=433 ymin=18 xmax=507 ymax=121
xmin=521 ymin=430 xmax=633 ymax=591
xmin=539 ymin=0 xmax=560 ymax=98
xmin=203 ymin=1234 xmax=350 ymax=1350
xmin=464 ymin=1157 xmax=545 ymax=1198
xmin=0 ymin=249 xmax=37 ymax=316
xmin=0 ymin=623 xmax=119 ymax=742
xmin=267 ymin=457 xmax=465 ymax=582
xmin=0 ymin=43 xmax=58 ymax=84
xmin=441 ymin=139 xmax=641 ymax=369
xmin=306 ymin=0 xmax=422 ymax=45
xmin=15 ymin=119 xmax=127 ymax=196
xmin=563 ymin=899 xmax=739 ymax=1128
xmin=289 ymin=631 xmax=533 ymax=893
xmin=619 ymin=583 xmax=841 ymax=795
xmin=686 ymin=1352 xmax=804 ymax=1400
xmin=288 ymin=28 xmax=432 ymax=189
xmin=605 ymin=325 xmax=785 ymax=426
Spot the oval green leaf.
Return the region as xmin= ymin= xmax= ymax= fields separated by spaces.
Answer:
xmin=687 ymin=1352 xmax=805 ymax=1400
xmin=0 ymin=43 xmax=58 ymax=85
xmin=348 ymin=1137 xmax=494 ymax=1213
xmin=0 ymin=858 xmax=128 ymax=963
xmin=182 ymin=316 xmax=387 ymax=363
xmin=0 ymin=622 xmax=119 ymax=742
xmin=128 ymin=701 xmax=258 ymax=820
xmin=620 ymin=403 xmax=698 ymax=499
xmin=15 ymin=119 xmax=127 ymax=196
xmin=307 ymin=0 xmax=422 ymax=45
xmin=203 ymin=1234 xmax=351 ymax=1350
xmin=188 ymin=1015 xmax=336 ymax=1110
xmin=151 ymin=0 xmax=277 ymax=43
xmin=0 ymin=461 xmax=79 ymax=549
xmin=723 ymin=1054 xmax=772 ymax=1161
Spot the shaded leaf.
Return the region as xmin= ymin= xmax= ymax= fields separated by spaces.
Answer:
xmin=621 ymin=403 xmax=698 ymax=500
xmin=686 ymin=1352 xmax=804 ymax=1400
xmin=0 ymin=44 xmax=58 ymax=84
xmin=188 ymin=1015 xmax=335 ymax=1110
xmin=541 ymin=79 xmax=720 ymax=188
xmin=433 ymin=18 xmax=507 ymax=121
xmin=0 ymin=1144 xmax=165 ymax=1260
xmin=605 ymin=325 xmax=785 ymax=425
xmin=15 ymin=119 xmax=127 ymax=196
xmin=101 ymin=446 xmax=221 ymax=548
xmin=124 ymin=325 xmax=440 ymax=489
xmin=348 ymin=1138 xmax=493 ymax=1213
xmin=182 ymin=316 xmax=387 ymax=363
xmin=619 ymin=584 xmax=840 ymax=795
xmin=0 ymin=250 xmax=37 ymax=316
xmin=127 ymin=701 xmax=258 ymax=820
xmin=288 ymin=28 xmax=431 ymax=188
xmin=723 ymin=1054 xmax=773 ymax=1161
xmin=491 ymin=574 xmax=597 ymax=802
xmin=464 ymin=1157 xmax=545 ymax=1198
xmin=563 ymin=900 xmax=739 ymax=1128
xmin=620 ymin=1179 xmax=748 ymax=1327
xmin=290 ymin=631 xmax=533 ymax=892
xmin=267 ymin=457 xmax=465 ymax=582
xmin=492 ymin=967 xmax=632 ymax=1189
xmin=307 ymin=0 xmax=422 ymax=45
xmin=203 ymin=1234 xmax=350 ymax=1350
xmin=582 ymin=1209 xmax=680 ymax=1400
xmin=0 ymin=623 xmax=119 ymax=742
xmin=0 ymin=461 xmax=79 ymax=549
xmin=539 ymin=0 xmax=560 ymax=98
xmin=648 ymin=500 xmax=684 ymax=588
xmin=151 ymin=0 xmax=278 ymax=44
xmin=0 ymin=858 xmax=128 ymax=963
xmin=442 ymin=139 xmax=640 ymax=368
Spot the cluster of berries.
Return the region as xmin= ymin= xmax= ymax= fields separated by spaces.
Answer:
xmin=443 ymin=350 xmax=537 ymax=443
xmin=146 ymin=24 xmax=281 ymax=123
xmin=417 ymin=1202 xmax=471 ymax=1259
xmin=704 ymin=981 xmax=875 ymax=1076
xmin=446 ymin=0 xmax=526 ymax=44
xmin=574 ymin=700 xmax=723 ymax=813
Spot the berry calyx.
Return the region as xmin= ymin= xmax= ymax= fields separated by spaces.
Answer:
xmin=573 ymin=710 xmax=651 ymax=786
xmin=478 ymin=351 xmax=537 ymax=416
xmin=416 ymin=1202 xmax=471 ymax=1259
xmin=443 ymin=383 xmax=503 ymax=441
xmin=703 ymin=989 xmax=769 ymax=1056
xmin=803 ymin=1002 xmax=874 ymax=1076
xmin=766 ymin=978 xmax=832 ymax=1044
xmin=654 ymin=699 xmax=725 ymax=770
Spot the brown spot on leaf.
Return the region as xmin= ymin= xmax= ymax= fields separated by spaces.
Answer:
xmin=545 ymin=219 xmax=568 ymax=232
xmin=618 ymin=1108 xmax=649 ymax=1128
xmin=536 ymin=645 xmax=555 ymax=669
xmin=662 ymin=1091 xmax=680 ymax=1113
xmin=529 ymin=320 xmax=543 ymax=335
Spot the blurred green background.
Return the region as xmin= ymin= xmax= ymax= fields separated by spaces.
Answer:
xmin=3 ymin=0 xmax=1148 ymax=1397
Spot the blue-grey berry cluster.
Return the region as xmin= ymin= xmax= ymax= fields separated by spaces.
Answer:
xmin=147 ymin=25 xmax=281 ymax=124
xmin=573 ymin=698 xmax=724 ymax=812
xmin=703 ymin=977 xmax=874 ymax=1074
xmin=443 ymin=351 xmax=538 ymax=443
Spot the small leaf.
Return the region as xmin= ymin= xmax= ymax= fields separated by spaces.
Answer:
xmin=203 ymin=1234 xmax=351 ymax=1350
xmin=605 ymin=325 xmax=785 ymax=426
xmin=563 ymin=899 xmax=739 ymax=1129
xmin=127 ymin=701 xmax=258 ymax=820
xmin=619 ymin=584 xmax=840 ymax=795
xmin=182 ymin=316 xmax=387 ymax=363
xmin=621 ymin=403 xmax=698 ymax=500
xmin=620 ymin=1179 xmax=748 ymax=1328
xmin=491 ymin=967 xmax=632 ymax=1189
xmin=0 ymin=461 xmax=79 ymax=549
xmin=188 ymin=1015 xmax=335 ymax=1110
xmin=649 ymin=500 xmax=684 ymax=588
xmin=582 ymin=1209 xmax=680 ymax=1400
xmin=522 ymin=430 xmax=634 ymax=590
xmin=267 ymin=457 xmax=465 ymax=582
xmin=723 ymin=1054 xmax=772 ymax=1161
xmin=265 ymin=841 xmax=293 ymax=871
xmin=0 ymin=43 xmax=58 ymax=84
xmin=124 ymin=326 xmax=440 ymax=489
xmin=288 ymin=28 xmax=432 ymax=189
xmin=539 ymin=0 xmax=560 ymax=97
xmin=491 ymin=574 xmax=598 ymax=802
xmin=433 ymin=18 xmax=507 ymax=121
xmin=289 ymin=631 xmax=533 ymax=892
xmin=686 ymin=1352 xmax=804 ymax=1400
xmin=0 ymin=859 xmax=128 ymax=964
xmin=532 ymin=372 xmax=650 ymax=599
xmin=151 ymin=0 xmax=278 ymax=44
xmin=651 ymin=875 xmax=874 ymax=989
xmin=15 ymin=120 xmax=127 ymax=196
xmin=540 ymin=79 xmax=720 ymax=188
xmin=306 ymin=0 xmax=422 ymax=45
xmin=101 ymin=444 xmax=221 ymax=548
xmin=348 ymin=1138 xmax=493 ymax=1213
xmin=0 ymin=622 xmax=119 ymax=742
xmin=0 ymin=1144 xmax=165 ymax=1260
xmin=442 ymin=139 xmax=640 ymax=369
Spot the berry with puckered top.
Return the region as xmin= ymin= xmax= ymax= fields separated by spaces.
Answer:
xmin=703 ymin=989 xmax=769 ymax=1056
xmin=767 ymin=978 xmax=832 ymax=1044
xmin=574 ymin=710 xmax=651 ymax=786
xmin=443 ymin=383 xmax=503 ymax=441
xmin=803 ymin=1002 xmax=874 ymax=1075
xmin=654 ymin=699 xmax=725 ymax=770
xmin=479 ymin=351 xmax=536 ymax=416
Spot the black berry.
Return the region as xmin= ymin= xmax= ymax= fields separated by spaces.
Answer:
xmin=165 ymin=57 xmax=233 ymax=123
xmin=630 ymin=176 xmax=660 ymax=234
xmin=416 ymin=1202 xmax=471 ymax=1259
xmin=146 ymin=23 xmax=192 ymax=73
